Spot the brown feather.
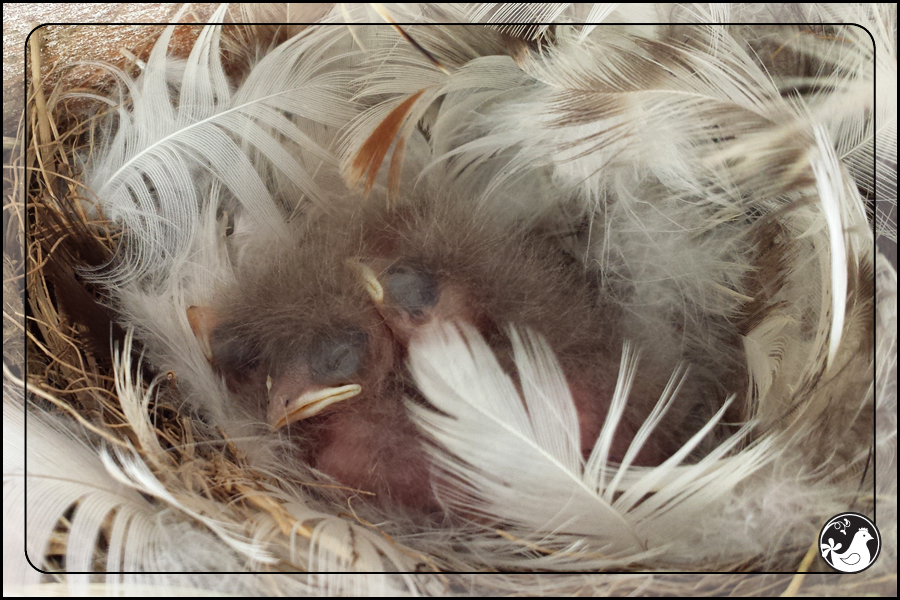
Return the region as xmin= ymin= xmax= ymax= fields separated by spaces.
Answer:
xmin=348 ymin=89 xmax=427 ymax=194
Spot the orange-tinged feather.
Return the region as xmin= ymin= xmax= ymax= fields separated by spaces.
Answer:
xmin=349 ymin=89 xmax=427 ymax=194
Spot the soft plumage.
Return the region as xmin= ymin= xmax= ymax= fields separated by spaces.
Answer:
xmin=6 ymin=4 xmax=895 ymax=596
xmin=188 ymin=194 xmax=737 ymax=516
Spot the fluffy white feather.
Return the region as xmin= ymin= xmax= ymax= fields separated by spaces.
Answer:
xmin=3 ymin=376 xmax=250 ymax=593
xmin=406 ymin=323 xmax=777 ymax=569
xmin=79 ymin=9 xmax=358 ymax=286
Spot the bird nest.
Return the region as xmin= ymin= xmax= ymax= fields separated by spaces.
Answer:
xmin=7 ymin=7 xmax=897 ymax=597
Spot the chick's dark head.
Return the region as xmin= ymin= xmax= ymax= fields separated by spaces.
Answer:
xmin=353 ymin=200 xmax=624 ymax=373
xmin=191 ymin=219 xmax=396 ymax=431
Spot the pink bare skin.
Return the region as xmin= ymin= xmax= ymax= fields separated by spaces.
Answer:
xmin=300 ymin=394 xmax=441 ymax=513
xmin=567 ymin=370 xmax=670 ymax=466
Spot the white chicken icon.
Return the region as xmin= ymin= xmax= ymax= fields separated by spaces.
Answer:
xmin=821 ymin=527 xmax=875 ymax=573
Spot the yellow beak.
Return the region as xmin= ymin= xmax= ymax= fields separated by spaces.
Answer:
xmin=269 ymin=384 xmax=362 ymax=428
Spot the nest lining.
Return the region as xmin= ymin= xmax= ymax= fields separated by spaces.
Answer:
xmin=9 ymin=14 xmax=893 ymax=596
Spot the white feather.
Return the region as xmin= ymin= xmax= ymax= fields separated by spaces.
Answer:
xmin=810 ymin=125 xmax=850 ymax=367
xmin=409 ymin=324 xmax=639 ymax=546
xmin=406 ymin=323 xmax=779 ymax=569
xmin=79 ymin=10 xmax=357 ymax=286
xmin=3 ymin=375 xmax=245 ymax=594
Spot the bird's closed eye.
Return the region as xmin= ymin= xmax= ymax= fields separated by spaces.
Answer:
xmin=308 ymin=328 xmax=367 ymax=383
xmin=208 ymin=329 xmax=261 ymax=380
xmin=382 ymin=265 xmax=438 ymax=317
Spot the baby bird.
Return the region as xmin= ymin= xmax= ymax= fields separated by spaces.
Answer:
xmin=189 ymin=196 xmax=713 ymax=514
xmin=348 ymin=200 xmax=692 ymax=465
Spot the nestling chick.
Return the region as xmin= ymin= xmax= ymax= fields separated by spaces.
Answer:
xmin=189 ymin=196 xmax=732 ymax=514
